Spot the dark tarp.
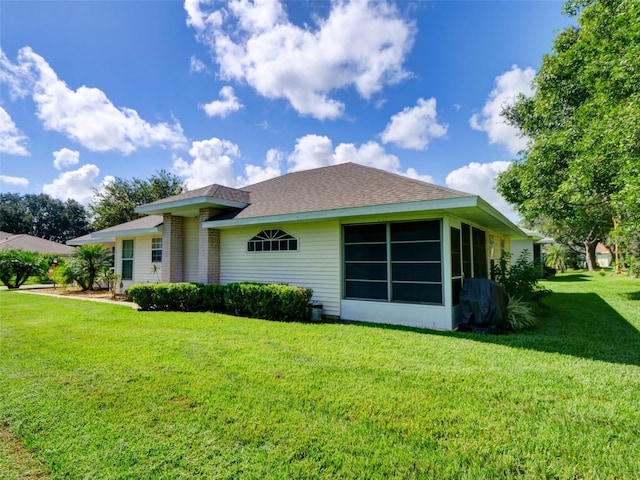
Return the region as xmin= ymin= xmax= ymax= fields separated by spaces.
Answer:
xmin=459 ymin=278 xmax=508 ymax=333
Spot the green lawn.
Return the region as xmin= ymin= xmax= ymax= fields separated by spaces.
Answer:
xmin=1 ymin=272 xmax=639 ymax=479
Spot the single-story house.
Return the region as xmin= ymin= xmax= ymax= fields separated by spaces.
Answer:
xmin=0 ymin=231 xmax=76 ymax=257
xmin=511 ymin=228 xmax=553 ymax=265
xmin=69 ymin=162 xmax=528 ymax=330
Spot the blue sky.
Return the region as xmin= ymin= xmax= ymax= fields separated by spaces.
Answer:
xmin=1 ymin=0 xmax=574 ymax=221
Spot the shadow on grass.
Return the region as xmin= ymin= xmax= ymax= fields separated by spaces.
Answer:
xmin=544 ymin=273 xmax=591 ymax=283
xmin=347 ymin=292 xmax=640 ymax=367
xmin=623 ymin=291 xmax=640 ymax=301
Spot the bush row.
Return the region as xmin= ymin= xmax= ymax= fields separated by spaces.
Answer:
xmin=127 ymin=282 xmax=313 ymax=322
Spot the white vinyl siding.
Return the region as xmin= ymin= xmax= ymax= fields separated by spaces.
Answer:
xmin=118 ymin=235 xmax=162 ymax=289
xmin=183 ymin=218 xmax=200 ymax=283
xmin=220 ymin=220 xmax=341 ymax=317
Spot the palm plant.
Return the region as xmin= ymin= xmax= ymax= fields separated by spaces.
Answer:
xmin=544 ymin=244 xmax=570 ymax=272
xmin=63 ymin=244 xmax=112 ymax=291
xmin=0 ymin=248 xmax=48 ymax=289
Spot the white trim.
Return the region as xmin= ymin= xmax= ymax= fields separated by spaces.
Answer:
xmin=66 ymin=236 xmax=116 ymax=246
xmin=93 ymin=226 xmax=163 ymax=238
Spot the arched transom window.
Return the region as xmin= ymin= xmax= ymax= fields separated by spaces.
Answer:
xmin=248 ymin=229 xmax=298 ymax=252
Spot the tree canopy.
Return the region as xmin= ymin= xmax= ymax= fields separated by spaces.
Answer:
xmin=0 ymin=193 xmax=90 ymax=244
xmin=89 ymin=170 xmax=185 ymax=231
xmin=496 ymin=0 xmax=640 ymax=271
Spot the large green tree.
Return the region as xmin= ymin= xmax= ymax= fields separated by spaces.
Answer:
xmin=89 ymin=170 xmax=185 ymax=231
xmin=0 ymin=193 xmax=90 ymax=243
xmin=496 ymin=0 xmax=640 ymax=271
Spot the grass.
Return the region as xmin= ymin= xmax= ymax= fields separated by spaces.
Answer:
xmin=1 ymin=271 xmax=639 ymax=479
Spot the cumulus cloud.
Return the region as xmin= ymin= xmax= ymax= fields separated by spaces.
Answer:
xmin=190 ymin=55 xmax=208 ymax=73
xmin=201 ymin=86 xmax=243 ymax=117
xmin=0 ymin=175 xmax=29 ymax=187
xmin=286 ymin=134 xmax=431 ymax=182
xmin=445 ymin=160 xmax=518 ymax=222
xmin=42 ymin=163 xmax=102 ymax=205
xmin=0 ymin=106 xmax=29 ymax=156
xmin=381 ymin=97 xmax=447 ymax=150
xmin=238 ymin=148 xmax=283 ymax=186
xmin=186 ymin=0 xmax=414 ymax=119
xmin=1 ymin=47 xmax=187 ymax=154
xmin=52 ymin=147 xmax=80 ymax=170
xmin=470 ymin=65 xmax=535 ymax=154
xmin=172 ymin=137 xmax=240 ymax=188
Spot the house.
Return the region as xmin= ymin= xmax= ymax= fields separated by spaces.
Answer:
xmin=510 ymin=228 xmax=553 ymax=265
xmin=0 ymin=231 xmax=76 ymax=256
xmin=596 ymin=243 xmax=612 ymax=267
xmin=69 ymin=162 xmax=528 ymax=330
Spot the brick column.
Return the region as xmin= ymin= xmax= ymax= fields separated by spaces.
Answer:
xmin=199 ymin=208 xmax=222 ymax=284
xmin=161 ymin=213 xmax=184 ymax=283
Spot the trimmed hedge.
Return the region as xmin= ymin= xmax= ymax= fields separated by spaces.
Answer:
xmin=127 ymin=282 xmax=313 ymax=322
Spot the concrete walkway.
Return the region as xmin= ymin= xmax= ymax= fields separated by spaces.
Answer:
xmin=13 ymin=288 xmax=140 ymax=309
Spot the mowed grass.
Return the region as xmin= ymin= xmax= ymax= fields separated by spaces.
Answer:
xmin=1 ymin=272 xmax=639 ymax=479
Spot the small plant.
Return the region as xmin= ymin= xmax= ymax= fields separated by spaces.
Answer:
xmin=97 ymin=267 xmax=120 ymax=299
xmin=506 ymin=294 xmax=537 ymax=331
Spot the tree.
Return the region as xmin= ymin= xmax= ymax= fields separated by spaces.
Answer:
xmin=62 ymin=244 xmax=112 ymax=291
xmin=496 ymin=0 xmax=640 ymax=271
xmin=0 ymin=248 xmax=48 ymax=289
xmin=0 ymin=193 xmax=90 ymax=243
xmin=89 ymin=170 xmax=185 ymax=230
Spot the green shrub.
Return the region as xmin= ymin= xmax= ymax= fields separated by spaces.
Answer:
xmin=223 ymin=282 xmax=313 ymax=322
xmin=493 ymin=250 xmax=550 ymax=303
xmin=506 ymin=294 xmax=538 ymax=331
xmin=127 ymin=282 xmax=311 ymax=321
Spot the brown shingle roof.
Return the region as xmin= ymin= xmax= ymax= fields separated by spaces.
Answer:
xmin=229 ymin=162 xmax=472 ymax=219
xmin=0 ymin=232 xmax=76 ymax=255
xmin=96 ymin=215 xmax=164 ymax=234
xmin=142 ymin=184 xmax=250 ymax=208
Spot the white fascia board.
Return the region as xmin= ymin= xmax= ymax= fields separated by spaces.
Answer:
xmin=135 ymin=196 xmax=248 ymax=215
xmin=92 ymin=226 xmax=163 ymax=238
xmin=475 ymin=197 xmax=527 ymax=238
xmin=202 ymin=197 xmax=479 ymax=229
xmin=66 ymin=236 xmax=116 ymax=246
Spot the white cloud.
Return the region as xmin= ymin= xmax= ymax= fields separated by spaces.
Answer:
xmin=0 ymin=175 xmax=29 ymax=187
xmin=190 ymin=55 xmax=208 ymax=73
xmin=172 ymin=137 xmax=239 ymax=188
xmin=201 ymin=86 xmax=243 ymax=117
xmin=381 ymin=97 xmax=448 ymax=150
xmin=0 ymin=106 xmax=29 ymax=156
xmin=287 ymin=133 xmax=431 ymax=182
xmin=42 ymin=164 xmax=102 ymax=205
xmin=238 ymin=148 xmax=283 ymax=186
xmin=2 ymin=47 xmax=187 ymax=154
xmin=445 ymin=160 xmax=518 ymax=222
xmin=52 ymin=147 xmax=80 ymax=170
xmin=470 ymin=65 xmax=535 ymax=154
xmin=404 ymin=167 xmax=434 ymax=184
xmin=187 ymin=0 xmax=414 ymax=119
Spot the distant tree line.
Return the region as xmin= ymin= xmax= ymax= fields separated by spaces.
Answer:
xmin=0 ymin=170 xmax=185 ymax=244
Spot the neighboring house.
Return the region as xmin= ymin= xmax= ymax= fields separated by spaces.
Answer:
xmin=0 ymin=231 xmax=76 ymax=257
xmin=510 ymin=228 xmax=550 ymax=265
xmin=596 ymin=243 xmax=612 ymax=267
xmin=70 ymin=163 xmax=528 ymax=330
